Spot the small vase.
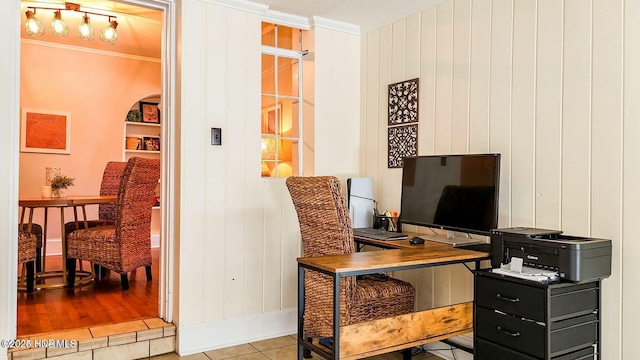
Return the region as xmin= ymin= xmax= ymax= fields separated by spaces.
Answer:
xmin=52 ymin=188 xmax=67 ymax=198
xmin=45 ymin=167 xmax=60 ymax=186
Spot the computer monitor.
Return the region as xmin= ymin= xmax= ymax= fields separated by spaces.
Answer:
xmin=400 ymin=154 xmax=501 ymax=236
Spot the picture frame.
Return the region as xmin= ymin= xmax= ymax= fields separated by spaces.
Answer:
xmin=20 ymin=109 xmax=71 ymax=154
xmin=143 ymin=136 xmax=160 ymax=151
xmin=261 ymin=103 xmax=281 ymax=135
xmin=140 ymin=101 xmax=160 ymax=124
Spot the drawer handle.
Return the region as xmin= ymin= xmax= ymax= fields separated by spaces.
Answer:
xmin=496 ymin=293 xmax=520 ymax=303
xmin=497 ymin=326 xmax=521 ymax=337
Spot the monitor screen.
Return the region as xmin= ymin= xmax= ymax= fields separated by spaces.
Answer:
xmin=400 ymin=154 xmax=501 ymax=235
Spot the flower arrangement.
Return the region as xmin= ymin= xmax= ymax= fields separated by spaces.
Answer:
xmin=50 ymin=174 xmax=75 ymax=190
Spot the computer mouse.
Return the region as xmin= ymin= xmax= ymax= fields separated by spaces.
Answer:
xmin=409 ymin=236 xmax=425 ymax=245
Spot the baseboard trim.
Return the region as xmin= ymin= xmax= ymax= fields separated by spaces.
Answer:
xmin=177 ymin=308 xmax=297 ymax=356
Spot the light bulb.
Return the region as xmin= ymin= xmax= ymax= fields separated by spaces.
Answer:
xmin=50 ymin=10 xmax=69 ymax=37
xmin=100 ymin=20 xmax=118 ymax=45
xmin=77 ymin=15 xmax=94 ymax=41
xmin=25 ymin=10 xmax=44 ymax=37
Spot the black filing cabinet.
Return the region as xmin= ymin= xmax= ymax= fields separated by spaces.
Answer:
xmin=474 ymin=271 xmax=600 ymax=360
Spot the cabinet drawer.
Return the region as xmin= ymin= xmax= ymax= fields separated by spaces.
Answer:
xmin=475 ymin=338 xmax=539 ymax=360
xmin=475 ymin=274 xmax=599 ymax=322
xmin=475 ymin=338 xmax=595 ymax=360
xmin=476 ymin=274 xmax=546 ymax=321
xmin=476 ymin=306 xmax=546 ymax=358
xmin=476 ymin=306 xmax=598 ymax=359
xmin=549 ymin=283 xmax=599 ymax=321
xmin=550 ymin=314 xmax=598 ymax=358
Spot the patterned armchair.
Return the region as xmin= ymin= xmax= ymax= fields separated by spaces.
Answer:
xmin=66 ymin=157 xmax=160 ymax=290
xmin=18 ymin=231 xmax=38 ymax=293
xmin=64 ymin=161 xmax=127 ymax=234
xmin=18 ymin=223 xmax=43 ymax=273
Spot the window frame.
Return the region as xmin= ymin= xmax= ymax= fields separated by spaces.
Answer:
xmin=261 ymin=42 xmax=304 ymax=177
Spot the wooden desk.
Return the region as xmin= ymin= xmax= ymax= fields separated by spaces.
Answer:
xmin=354 ymin=231 xmax=490 ymax=251
xmin=19 ymin=195 xmax=117 ymax=288
xmin=297 ymin=245 xmax=490 ymax=360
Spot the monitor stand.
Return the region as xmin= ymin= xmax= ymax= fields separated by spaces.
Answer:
xmin=421 ymin=229 xmax=484 ymax=247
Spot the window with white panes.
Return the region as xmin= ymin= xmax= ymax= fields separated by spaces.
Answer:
xmin=261 ymin=23 xmax=307 ymax=178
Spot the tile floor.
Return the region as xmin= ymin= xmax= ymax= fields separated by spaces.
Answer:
xmin=149 ymin=335 xmax=445 ymax=360
xmin=11 ymin=318 xmax=175 ymax=360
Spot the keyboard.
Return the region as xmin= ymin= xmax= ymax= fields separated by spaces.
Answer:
xmin=353 ymin=227 xmax=408 ymax=241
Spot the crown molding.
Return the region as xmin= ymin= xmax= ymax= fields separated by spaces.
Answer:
xmin=198 ymin=0 xmax=268 ymax=15
xmin=262 ymin=10 xmax=311 ymax=30
xmin=312 ymin=16 xmax=360 ymax=36
xmin=21 ymin=39 xmax=161 ymax=63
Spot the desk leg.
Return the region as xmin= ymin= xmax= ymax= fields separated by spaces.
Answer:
xmin=298 ymin=266 xmax=305 ymax=360
xmin=333 ymin=274 xmax=340 ymax=360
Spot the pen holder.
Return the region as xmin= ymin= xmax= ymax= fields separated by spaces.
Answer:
xmin=373 ymin=214 xmax=402 ymax=232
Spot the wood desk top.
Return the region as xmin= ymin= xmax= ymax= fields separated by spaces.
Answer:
xmin=297 ymin=246 xmax=488 ymax=276
xmin=354 ymin=231 xmax=489 ymax=251
xmin=19 ymin=195 xmax=117 ymax=207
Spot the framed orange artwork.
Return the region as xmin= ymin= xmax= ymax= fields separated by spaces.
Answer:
xmin=21 ymin=110 xmax=71 ymax=154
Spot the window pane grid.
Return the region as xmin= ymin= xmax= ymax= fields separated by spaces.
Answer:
xmin=261 ymin=23 xmax=304 ymax=178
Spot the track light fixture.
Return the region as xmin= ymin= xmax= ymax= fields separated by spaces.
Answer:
xmin=25 ymin=9 xmax=45 ymax=37
xmin=77 ymin=14 xmax=94 ymax=41
xmin=100 ymin=18 xmax=118 ymax=45
xmin=50 ymin=10 xmax=69 ymax=37
xmin=24 ymin=2 xmax=119 ymax=45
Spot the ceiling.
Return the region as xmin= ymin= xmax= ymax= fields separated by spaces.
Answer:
xmin=20 ymin=0 xmax=446 ymax=58
xmin=253 ymin=0 xmax=447 ymax=33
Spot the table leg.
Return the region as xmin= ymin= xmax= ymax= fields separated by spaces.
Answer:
xmin=60 ymin=207 xmax=67 ymax=287
xmin=42 ymin=208 xmax=48 ymax=271
xmin=26 ymin=208 xmax=34 ymax=233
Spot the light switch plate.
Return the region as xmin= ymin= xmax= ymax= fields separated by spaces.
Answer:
xmin=211 ymin=128 xmax=222 ymax=145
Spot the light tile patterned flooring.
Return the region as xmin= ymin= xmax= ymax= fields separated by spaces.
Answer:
xmin=149 ymin=335 xmax=444 ymax=360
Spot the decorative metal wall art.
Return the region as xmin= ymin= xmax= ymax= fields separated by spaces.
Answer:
xmin=387 ymin=78 xmax=419 ymax=168
xmin=388 ymin=124 xmax=418 ymax=168
xmin=388 ymin=78 xmax=419 ymax=125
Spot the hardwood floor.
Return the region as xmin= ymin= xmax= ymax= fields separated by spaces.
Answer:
xmin=16 ymin=248 xmax=159 ymax=336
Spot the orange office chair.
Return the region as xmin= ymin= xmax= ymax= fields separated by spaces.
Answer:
xmin=66 ymin=157 xmax=160 ymax=290
xmin=286 ymin=176 xmax=415 ymax=359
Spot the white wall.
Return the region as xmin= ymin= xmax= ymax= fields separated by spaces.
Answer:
xmin=361 ymin=0 xmax=640 ymax=358
xmin=313 ymin=26 xmax=361 ymax=180
xmin=1 ymin=1 xmax=364 ymax=358
xmin=175 ymin=0 xmax=361 ymax=355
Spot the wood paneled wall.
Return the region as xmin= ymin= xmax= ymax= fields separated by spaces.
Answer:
xmin=177 ymin=1 xmax=361 ymax=354
xmin=361 ymin=0 xmax=639 ymax=358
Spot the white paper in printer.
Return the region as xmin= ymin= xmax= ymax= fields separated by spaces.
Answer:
xmin=492 ymin=256 xmax=559 ymax=282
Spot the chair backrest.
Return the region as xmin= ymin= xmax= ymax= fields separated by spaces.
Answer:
xmin=115 ymin=157 xmax=160 ymax=271
xmin=98 ymin=161 xmax=127 ymax=221
xmin=286 ymin=176 xmax=355 ymax=257
xmin=286 ymin=176 xmax=355 ymax=337
xmin=17 ymin=232 xmax=37 ymax=264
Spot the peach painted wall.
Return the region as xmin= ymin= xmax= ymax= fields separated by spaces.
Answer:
xmin=19 ymin=40 xmax=161 ymax=242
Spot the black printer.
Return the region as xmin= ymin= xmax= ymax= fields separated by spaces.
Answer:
xmin=490 ymin=227 xmax=612 ymax=282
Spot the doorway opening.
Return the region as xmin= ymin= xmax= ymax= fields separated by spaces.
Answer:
xmin=15 ymin=0 xmax=175 ymax=338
